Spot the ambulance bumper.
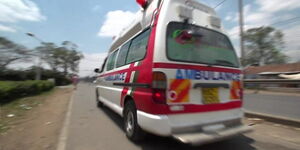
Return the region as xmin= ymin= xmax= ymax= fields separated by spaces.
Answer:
xmin=136 ymin=110 xmax=252 ymax=145
xmin=172 ymin=125 xmax=252 ymax=146
xmin=136 ymin=111 xmax=171 ymax=136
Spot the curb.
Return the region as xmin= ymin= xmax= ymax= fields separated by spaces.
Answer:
xmin=56 ymin=91 xmax=75 ymax=150
xmin=245 ymin=111 xmax=300 ymax=128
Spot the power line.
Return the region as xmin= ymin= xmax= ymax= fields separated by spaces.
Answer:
xmin=214 ymin=0 xmax=226 ymax=9
xmin=269 ymin=16 xmax=300 ymax=26
xmin=229 ymin=15 xmax=300 ymax=36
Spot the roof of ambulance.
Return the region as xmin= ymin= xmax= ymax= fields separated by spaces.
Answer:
xmin=108 ymin=0 xmax=217 ymax=52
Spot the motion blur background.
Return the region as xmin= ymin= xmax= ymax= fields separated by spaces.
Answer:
xmin=1 ymin=1 xmax=300 ymax=150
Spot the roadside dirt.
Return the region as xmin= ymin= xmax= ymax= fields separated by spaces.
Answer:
xmin=0 ymin=88 xmax=73 ymax=150
xmin=244 ymin=118 xmax=300 ymax=150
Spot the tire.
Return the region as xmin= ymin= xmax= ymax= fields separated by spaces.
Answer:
xmin=124 ymin=100 xmax=146 ymax=142
xmin=96 ymin=88 xmax=104 ymax=107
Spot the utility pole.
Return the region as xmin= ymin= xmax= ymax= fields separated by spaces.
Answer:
xmin=238 ymin=0 xmax=245 ymax=66
xmin=26 ymin=32 xmax=45 ymax=80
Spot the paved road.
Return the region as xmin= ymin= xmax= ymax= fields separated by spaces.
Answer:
xmin=244 ymin=93 xmax=300 ymax=120
xmin=64 ymin=83 xmax=300 ymax=150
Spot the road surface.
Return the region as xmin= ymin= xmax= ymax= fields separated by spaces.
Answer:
xmin=63 ymin=83 xmax=300 ymax=150
xmin=244 ymin=93 xmax=300 ymax=120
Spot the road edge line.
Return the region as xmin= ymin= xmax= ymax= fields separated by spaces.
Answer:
xmin=56 ymin=91 xmax=74 ymax=150
xmin=245 ymin=110 xmax=300 ymax=127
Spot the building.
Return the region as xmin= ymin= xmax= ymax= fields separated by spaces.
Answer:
xmin=244 ymin=62 xmax=300 ymax=88
xmin=244 ymin=62 xmax=300 ymax=79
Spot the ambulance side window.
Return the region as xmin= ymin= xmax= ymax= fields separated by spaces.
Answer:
xmin=126 ymin=29 xmax=150 ymax=64
xmin=106 ymin=50 xmax=118 ymax=71
xmin=116 ymin=41 xmax=131 ymax=67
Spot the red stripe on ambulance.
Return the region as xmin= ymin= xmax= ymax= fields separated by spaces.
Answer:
xmin=120 ymin=63 xmax=135 ymax=106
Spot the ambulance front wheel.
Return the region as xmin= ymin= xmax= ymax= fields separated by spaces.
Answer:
xmin=95 ymin=88 xmax=103 ymax=107
xmin=124 ymin=100 xmax=146 ymax=142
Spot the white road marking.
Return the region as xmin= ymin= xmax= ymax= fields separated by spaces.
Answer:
xmin=56 ymin=91 xmax=74 ymax=150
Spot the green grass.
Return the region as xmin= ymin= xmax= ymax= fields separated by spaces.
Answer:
xmin=0 ymin=89 xmax=55 ymax=134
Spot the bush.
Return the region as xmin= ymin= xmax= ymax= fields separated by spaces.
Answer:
xmin=0 ymin=80 xmax=55 ymax=104
xmin=0 ymin=68 xmax=72 ymax=86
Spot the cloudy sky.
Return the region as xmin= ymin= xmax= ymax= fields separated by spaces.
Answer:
xmin=1 ymin=0 xmax=300 ymax=76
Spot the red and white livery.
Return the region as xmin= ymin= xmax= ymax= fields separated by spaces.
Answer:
xmin=95 ymin=0 xmax=251 ymax=145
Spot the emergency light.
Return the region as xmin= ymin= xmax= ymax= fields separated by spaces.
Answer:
xmin=136 ymin=0 xmax=148 ymax=9
xmin=177 ymin=6 xmax=193 ymax=20
xmin=209 ymin=16 xmax=221 ymax=29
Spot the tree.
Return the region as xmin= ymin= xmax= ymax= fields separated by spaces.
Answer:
xmin=242 ymin=26 xmax=288 ymax=66
xmin=36 ymin=42 xmax=59 ymax=72
xmin=60 ymin=41 xmax=83 ymax=75
xmin=38 ymin=41 xmax=83 ymax=75
xmin=0 ymin=37 xmax=32 ymax=70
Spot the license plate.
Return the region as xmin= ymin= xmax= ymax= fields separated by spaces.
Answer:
xmin=203 ymin=124 xmax=225 ymax=132
xmin=202 ymin=88 xmax=220 ymax=104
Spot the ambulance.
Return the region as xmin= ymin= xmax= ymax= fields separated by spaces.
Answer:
xmin=94 ymin=0 xmax=251 ymax=145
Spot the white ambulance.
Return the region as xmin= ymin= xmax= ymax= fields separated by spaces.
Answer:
xmin=94 ymin=0 xmax=251 ymax=145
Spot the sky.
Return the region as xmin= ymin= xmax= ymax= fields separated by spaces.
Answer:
xmin=1 ymin=0 xmax=300 ymax=76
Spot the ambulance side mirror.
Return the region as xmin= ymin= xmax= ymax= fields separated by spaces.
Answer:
xmin=94 ymin=68 xmax=100 ymax=73
xmin=96 ymin=57 xmax=107 ymax=73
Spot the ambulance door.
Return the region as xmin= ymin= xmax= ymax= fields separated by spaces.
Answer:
xmin=165 ymin=22 xmax=242 ymax=107
xmin=100 ymin=50 xmax=119 ymax=105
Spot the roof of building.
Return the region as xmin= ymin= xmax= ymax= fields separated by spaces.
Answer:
xmin=244 ymin=62 xmax=300 ymax=75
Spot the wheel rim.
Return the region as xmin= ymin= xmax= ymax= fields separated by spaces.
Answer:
xmin=126 ymin=111 xmax=134 ymax=136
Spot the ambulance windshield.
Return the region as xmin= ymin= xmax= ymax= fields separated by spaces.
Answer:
xmin=166 ymin=22 xmax=239 ymax=68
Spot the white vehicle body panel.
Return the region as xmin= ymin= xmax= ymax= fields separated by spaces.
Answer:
xmin=95 ymin=0 xmax=251 ymax=145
